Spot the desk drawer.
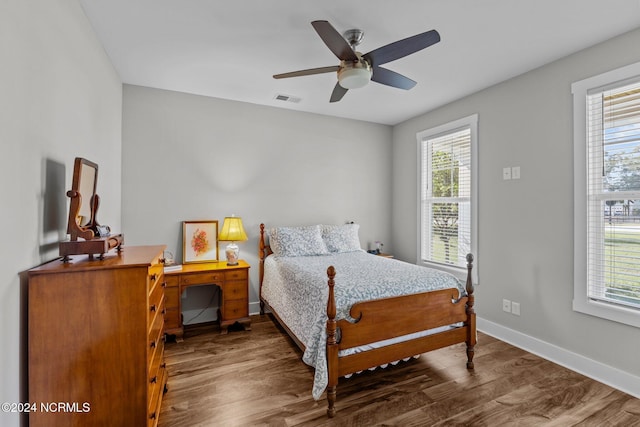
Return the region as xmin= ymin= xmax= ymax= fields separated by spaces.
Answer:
xmin=180 ymin=272 xmax=223 ymax=286
xmin=164 ymin=284 xmax=179 ymax=310
xmin=164 ymin=307 xmax=180 ymax=329
xmin=164 ymin=275 xmax=179 ymax=288
xmin=223 ymin=299 xmax=248 ymax=319
xmin=225 ymin=269 xmax=248 ymax=281
xmin=224 ymin=280 xmax=247 ymax=299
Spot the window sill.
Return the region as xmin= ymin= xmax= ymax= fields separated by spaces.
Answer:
xmin=573 ymin=297 xmax=640 ymax=328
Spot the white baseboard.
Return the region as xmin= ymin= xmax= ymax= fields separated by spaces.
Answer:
xmin=249 ymin=301 xmax=262 ymax=316
xmin=477 ymin=317 xmax=640 ymax=399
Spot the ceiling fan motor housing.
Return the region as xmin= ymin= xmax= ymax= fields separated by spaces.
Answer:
xmin=338 ymin=54 xmax=372 ymax=89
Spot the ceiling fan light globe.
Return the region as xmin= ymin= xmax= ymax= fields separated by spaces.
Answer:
xmin=338 ymin=67 xmax=372 ymax=89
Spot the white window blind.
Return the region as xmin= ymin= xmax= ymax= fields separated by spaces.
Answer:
xmin=420 ymin=126 xmax=471 ymax=268
xmin=586 ymin=79 xmax=640 ymax=311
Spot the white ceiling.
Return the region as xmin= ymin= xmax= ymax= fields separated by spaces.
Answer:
xmin=80 ymin=0 xmax=640 ymax=125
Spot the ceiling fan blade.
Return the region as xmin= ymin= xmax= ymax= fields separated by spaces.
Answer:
xmin=330 ymin=82 xmax=348 ymax=103
xmin=311 ymin=20 xmax=359 ymax=62
xmin=364 ymin=29 xmax=440 ymax=67
xmin=273 ymin=65 xmax=340 ymax=79
xmin=371 ymin=66 xmax=417 ymax=90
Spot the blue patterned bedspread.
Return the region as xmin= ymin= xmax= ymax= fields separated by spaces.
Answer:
xmin=261 ymin=250 xmax=465 ymax=399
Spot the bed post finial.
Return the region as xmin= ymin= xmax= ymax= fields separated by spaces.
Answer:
xmin=259 ymin=223 xmax=266 ymax=314
xmin=465 ymin=253 xmax=476 ymax=369
xmin=326 ymin=266 xmax=337 ymax=418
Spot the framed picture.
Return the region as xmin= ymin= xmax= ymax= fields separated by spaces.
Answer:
xmin=182 ymin=220 xmax=219 ymax=264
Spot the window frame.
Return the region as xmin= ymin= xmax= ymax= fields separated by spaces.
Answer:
xmin=572 ymin=61 xmax=640 ymax=328
xmin=416 ymin=114 xmax=478 ymax=283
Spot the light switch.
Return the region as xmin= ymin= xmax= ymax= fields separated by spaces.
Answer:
xmin=503 ymin=167 xmax=512 ymax=180
xmin=512 ymin=166 xmax=521 ymax=180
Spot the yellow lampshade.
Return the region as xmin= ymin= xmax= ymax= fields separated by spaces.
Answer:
xmin=219 ymin=216 xmax=247 ymax=266
xmin=219 ymin=216 xmax=248 ymax=242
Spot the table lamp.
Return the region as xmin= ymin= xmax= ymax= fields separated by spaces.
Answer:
xmin=219 ymin=215 xmax=248 ymax=265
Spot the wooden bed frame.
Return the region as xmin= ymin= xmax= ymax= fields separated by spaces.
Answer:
xmin=258 ymin=223 xmax=476 ymax=417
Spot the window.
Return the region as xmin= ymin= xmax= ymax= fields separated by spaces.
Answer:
xmin=417 ymin=115 xmax=478 ymax=279
xmin=573 ymin=62 xmax=640 ymax=327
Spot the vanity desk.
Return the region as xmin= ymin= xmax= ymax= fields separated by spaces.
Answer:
xmin=164 ymin=260 xmax=251 ymax=338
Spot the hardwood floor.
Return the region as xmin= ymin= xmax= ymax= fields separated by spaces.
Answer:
xmin=159 ymin=315 xmax=639 ymax=426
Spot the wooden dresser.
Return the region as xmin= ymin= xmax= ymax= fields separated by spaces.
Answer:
xmin=164 ymin=260 xmax=250 ymax=338
xmin=27 ymin=245 xmax=167 ymax=427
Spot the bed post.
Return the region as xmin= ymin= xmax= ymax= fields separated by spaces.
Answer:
xmin=326 ymin=266 xmax=338 ymax=418
xmin=259 ymin=224 xmax=267 ymax=314
xmin=465 ymin=253 xmax=476 ymax=369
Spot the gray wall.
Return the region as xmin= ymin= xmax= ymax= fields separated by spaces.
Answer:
xmin=0 ymin=1 xmax=123 ymax=426
xmin=121 ymin=85 xmax=392 ymax=315
xmin=392 ymin=28 xmax=640 ymax=386
xmin=3 ymin=2 xmax=639 ymax=423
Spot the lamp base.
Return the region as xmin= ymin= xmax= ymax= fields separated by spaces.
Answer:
xmin=225 ymin=242 xmax=239 ymax=266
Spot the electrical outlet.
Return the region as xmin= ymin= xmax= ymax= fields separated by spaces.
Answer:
xmin=511 ymin=301 xmax=521 ymax=316
xmin=502 ymin=167 xmax=512 ymax=180
xmin=502 ymin=299 xmax=511 ymax=313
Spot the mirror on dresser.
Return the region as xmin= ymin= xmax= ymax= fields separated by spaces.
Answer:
xmin=59 ymin=157 xmax=123 ymax=260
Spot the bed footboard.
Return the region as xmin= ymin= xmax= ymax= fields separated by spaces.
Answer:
xmin=325 ymin=254 xmax=476 ymax=417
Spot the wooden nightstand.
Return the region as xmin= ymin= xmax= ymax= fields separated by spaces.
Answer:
xmin=376 ymin=253 xmax=394 ymax=258
xmin=164 ymin=260 xmax=250 ymax=338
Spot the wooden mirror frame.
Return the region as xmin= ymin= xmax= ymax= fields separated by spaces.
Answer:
xmin=60 ymin=157 xmax=123 ymax=261
xmin=66 ymin=157 xmax=100 ymax=241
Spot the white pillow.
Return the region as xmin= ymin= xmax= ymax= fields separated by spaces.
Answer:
xmin=268 ymin=225 xmax=329 ymax=257
xmin=321 ymin=224 xmax=362 ymax=253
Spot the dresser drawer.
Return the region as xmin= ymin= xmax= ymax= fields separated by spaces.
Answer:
xmin=148 ymin=297 xmax=165 ymax=359
xmin=180 ymin=272 xmax=223 ymax=286
xmin=223 ymin=299 xmax=248 ymax=319
xmin=224 ymin=280 xmax=247 ymax=299
xmin=149 ymin=279 xmax=164 ymax=315
xmin=148 ymin=360 xmax=166 ymax=427
xmin=149 ymin=337 xmax=164 ymax=388
xmin=225 ymin=269 xmax=248 ymax=281
xmin=148 ymin=263 xmax=164 ymax=286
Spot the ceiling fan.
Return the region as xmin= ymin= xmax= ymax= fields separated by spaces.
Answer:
xmin=273 ymin=20 xmax=441 ymax=103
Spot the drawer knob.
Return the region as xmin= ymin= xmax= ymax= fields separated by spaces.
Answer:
xmin=150 ymin=340 xmax=156 ymax=348
xmin=150 ymin=375 xmax=157 ymax=384
xmin=162 ymin=281 xmax=167 ymax=288
xmin=150 ymin=274 xmax=158 ymax=281
xmin=150 ymin=412 xmax=156 ymax=420
xmin=150 ymin=304 xmax=156 ymax=312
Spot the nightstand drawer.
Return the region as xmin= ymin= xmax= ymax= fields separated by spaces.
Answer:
xmin=180 ymin=272 xmax=223 ymax=286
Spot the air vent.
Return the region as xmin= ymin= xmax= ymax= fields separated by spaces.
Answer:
xmin=274 ymin=94 xmax=301 ymax=103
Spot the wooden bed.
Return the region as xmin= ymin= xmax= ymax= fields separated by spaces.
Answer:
xmin=258 ymin=223 xmax=476 ymax=417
